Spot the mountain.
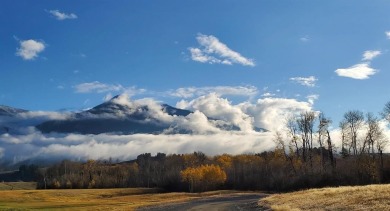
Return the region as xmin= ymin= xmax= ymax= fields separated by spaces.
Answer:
xmin=161 ymin=104 xmax=192 ymax=116
xmin=0 ymin=105 xmax=27 ymax=116
xmin=2 ymin=95 xmax=267 ymax=135
xmin=36 ymin=95 xmax=195 ymax=135
xmin=0 ymin=105 xmax=28 ymax=134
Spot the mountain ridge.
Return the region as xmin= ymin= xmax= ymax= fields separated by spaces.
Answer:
xmin=2 ymin=95 xmax=267 ymax=135
xmin=0 ymin=105 xmax=27 ymax=116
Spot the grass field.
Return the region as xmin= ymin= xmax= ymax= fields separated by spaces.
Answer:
xmin=4 ymin=183 xmax=389 ymax=210
xmin=259 ymin=184 xmax=390 ymax=211
xmin=0 ymin=182 xmax=37 ymax=190
xmin=0 ymin=188 xmax=239 ymax=210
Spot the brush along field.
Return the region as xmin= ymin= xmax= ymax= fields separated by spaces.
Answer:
xmin=0 ymin=182 xmax=37 ymax=190
xmin=259 ymin=184 xmax=390 ymax=211
xmin=0 ymin=188 xmax=240 ymax=210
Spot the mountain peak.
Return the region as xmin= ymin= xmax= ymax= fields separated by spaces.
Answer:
xmin=0 ymin=105 xmax=27 ymax=116
xmin=109 ymin=94 xmax=133 ymax=106
xmin=109 ymin=94 xmax=123 ymax=100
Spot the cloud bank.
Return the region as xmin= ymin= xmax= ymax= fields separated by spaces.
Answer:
xmin=189 ymin=34 xmax=255 ymax=66
xmin=2 ymin=92 xmax=390 ymax=166
xmin=177 ymin=93 xmax=255 ymax=132
xmin=0 ymin=93 xmax=320 ymax=165
xmin=177 ymin=94 xmax=314 ymax=132
xmin=0 ymin=131 xmax=275 ymax=165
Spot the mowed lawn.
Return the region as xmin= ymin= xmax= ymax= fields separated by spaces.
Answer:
xmin=259 ymin=184 xmax=390 ymax=211
xmin=0 ymin=187 xmax=239 ymax=210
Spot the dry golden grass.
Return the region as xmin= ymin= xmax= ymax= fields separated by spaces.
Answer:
xmin=0 ymin=182 xmax=37 ymax=190
xmin=259 ymin=184 xmax=390 ymax=211
xmin=0 ymin=188 xmax=239 ymax=210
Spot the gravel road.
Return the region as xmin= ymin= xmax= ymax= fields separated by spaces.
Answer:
xmin=137 ymin=193 xmax=270 ymax=211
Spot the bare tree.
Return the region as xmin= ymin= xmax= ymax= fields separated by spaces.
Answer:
xmin=364 ymin=113 xmax=383 ymax=155
xmin=273 ymin=131 xmax=296 ymax=173
xmin=318 ymin=112 xmax=334 ymax=170
xmin=340 ymin=110 xmax=364 ymax=156
xmin=326 ymin=130 xmax=335 ymax=168
xmin=296 ymin=111 xmax=316 ymax=168
xmin=339 ymin=120 xmax=349 ymax=157
xmin=378 ymin=102 xmax=390 ymax=181
xmin=381 ymin=101 xmax=390 ymax=122
xmin=286 ymin=115 xmax=300 ymax=158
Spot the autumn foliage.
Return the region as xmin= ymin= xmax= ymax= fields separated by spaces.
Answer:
xmin=180 ymin=164 xmax=226 ymax=192
xmin=30 ymin=149 xmax=390 ymax=192
xmin=19 ymin=102 xmax=390 ymax=192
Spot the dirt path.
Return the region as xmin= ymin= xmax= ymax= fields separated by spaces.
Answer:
xmin=138 ymin=193 xmax=269 ymax=211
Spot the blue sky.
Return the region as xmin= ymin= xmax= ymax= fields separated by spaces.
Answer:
xmin=2 ymin=0 xmax=390 ymax=125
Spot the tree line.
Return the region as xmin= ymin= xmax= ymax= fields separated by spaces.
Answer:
xmin=27 ymin=102 xmax=390 ymax=191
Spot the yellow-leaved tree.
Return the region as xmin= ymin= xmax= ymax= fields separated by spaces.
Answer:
xmin=180 ymin=164 xmax=227 ymax=192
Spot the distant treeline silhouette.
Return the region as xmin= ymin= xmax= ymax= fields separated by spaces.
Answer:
xmin=35 ymin=148 xmax=389 ymax=191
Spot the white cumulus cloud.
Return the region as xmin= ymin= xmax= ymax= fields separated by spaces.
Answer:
xmin=16 ymin=39 xmax=45 ymax=60
xmin=290 ymin=76 xmax=318 ymax=87
xmin=189 ymin=48 xmax=221 ymax=64
xmin=335 ymin=63 xmax=377 ymax=80
xmin=362 ymin=50 xmax=381 ymax=61
xmin=177 ymin=94 xmax=315 ymax=132
xmin=386 ymin=31 xmax=390 ymax=39
xmin=177 ymin=93 xmax=255 ymax=132
xmin=49 ymin=10 xmax=77 ymax=20
xmin=240 ymin=98 xmax=313 ymax=131
xmin=189 ymin=34 xmax=255 ymax=66
xmin=262 ymin=92 xmax=275 ymax=97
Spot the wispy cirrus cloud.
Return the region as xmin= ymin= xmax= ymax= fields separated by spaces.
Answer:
xmin=335 ymin=63 xmax=377 ymax=80
xmin=75 ymin=81 xmax=124 ymax=93
xmin=306 ymin=94 xmax=319 ymax=105
xmin=262 ymin=92 xmax=275 ymax=97
xmin=74 ymin=81 xmax=146 ymax=97
xmin=300 ymin=35 xmax=310 ymax=42
xmin=48 ymin=10 xmax=77 ymax=20
xmin=16 ymin=39 xmax=46 ymax=60
xmin=362 ymin=50 xmax=381 ymax=61
xmin=290 ymin=76 xmax=318 ymax=87
xmin=189 ymin=34 xmax=255 ymax=66
xmin=169 ymin=85 xmax=258 ymax=98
